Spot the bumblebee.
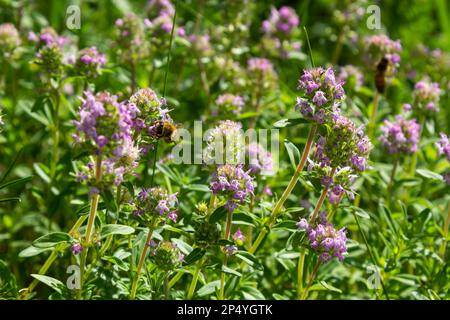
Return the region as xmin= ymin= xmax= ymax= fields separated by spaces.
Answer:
xmin=154 ymin=120 xmax=180 ymax=143
xmin=374 ymin=57 xmax=389 ymax=94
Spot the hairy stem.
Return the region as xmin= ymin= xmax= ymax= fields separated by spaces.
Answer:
xmin=130 ymin=222 xmax=156 ymax=300
xmin=296 ymin=251 xmax=306 ymax=299
xmin=246 ymin=125 xmax=317 ymax=256
xmin=300 ymin=260 xmax=321 ymax=300
xmin=187 ymin=258 xmax=203 ymax=299
xmin=219 ymin=209 xmax=233 ymax=300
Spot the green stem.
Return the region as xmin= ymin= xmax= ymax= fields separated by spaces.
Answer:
xmin=439 ymin=202 xmax=450 ymax=258
xmin=299 ymin=260 xmax=321 ymax=300
xmin=84 ymin=156 xmax=102 ymax=243
xmin=168 ymin=270 xmax=184 ymax=289
xmin=296 ymin=251 xmax=306 ymax=299
xmin=219 ymin=209 xmax=233 ymax=300
xmin=386 ymin=158 xmax=398 ymax=207
xmin=130 ymin=223 xmax=156 ymax=300
xmin=50 ymin=90 xmax=60 ymax=180
xmin=79 ymin=155 xmax=102 ymax=297
xmin=163 ymin=4 xmax=177 ymax=97
xmin=246 ymin=124 xmax=317 ymax=256
xmin=187 ymin=258 xmax=203 ymax=299
xmin=164 ymin=272 xmax=170 ymax=300
xmin=368 ymin=91 xmax=380 ymax=141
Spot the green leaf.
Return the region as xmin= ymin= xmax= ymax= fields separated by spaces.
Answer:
xmin=242 ymin=286 xmax=265 ymax=299
xmin=0 ymin=148 xmax=23 ymax=184
xmin=197 ymin=280 xmax=221 ymax=297
xmin=318 ymin=281 xmax=342 ymax=293
xmin=273 ymin=293 xmax=288 ymax=300
xmin=273 ymin=220 xmax=298 ymax=230
xmin=273 ymin=118 xmax=308 ymax=128
xmin=19 ymin=246 xmax=52 ymax=258
xmin=284 ymin=139 xmax=300 ymax=170
xmin=171 ymin=238 xmax=192 ymax=255
xmin=155 ymin=163 xmax=179 ymax=183
xmin=32 ymin=232 xmax=71 ymax=248
xmin=183 ymin=248 xmax=205 ymax=265
xmin=100 ymin=224 xmax=135 ymax=238
xmin=221 ymin=265 xmax=242 ymax=277
xmin=209 ymin=206 xmax=227 ymax=224
xmin=235 ymin=251 xmax=264 ymax=271
xmin=0 ymin=176 xmax=32 ymax=190
xmin=185 ymin=184 xmax=211 ymax=192
xmin=276 ymin=251 xmax=300 ymax=259
xmin=417 ymin=169 xmax=442 ymax=181
xmin=33 ymin=163 xmax=50 ymax=184
xmin=0 ymin=197 xmax=21 ymax=203
xmin=30 ymin=274 xmax=66 ymax=295
xmin=101 ymin=256 xmax=129 ymax=271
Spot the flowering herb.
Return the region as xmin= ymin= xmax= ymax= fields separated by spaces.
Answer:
xmin=296 ymin=67 xmax=345 ymax=124
xmin=210 ymin=164 xmax=254 ymax=213
xmin=380 ymin=116 xmax=420 ymax=155
xmin=76 ymin=47 xmax=107 ymax=78
xmin=297 ymin=214 xmax=348 ymax=263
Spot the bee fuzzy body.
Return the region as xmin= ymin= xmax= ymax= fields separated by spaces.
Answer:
xmin=374 ymin=57 xmax=389 ymax=94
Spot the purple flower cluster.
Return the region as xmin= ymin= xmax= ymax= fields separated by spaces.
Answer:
xmin=129 ymin=88 xmax=174 ymax=147
xmin=247 ymin=57 xmax=277 ymax=90
xmin=70 ymin=243 xmax=83 ymax=255
xmin=437 ymin=133 xmax=450 ymax=185
xmin=145 ymin=0 xmax=185 ymax=36
xmin=28 ymin=27 xmax=67 ymax=49
xmin=215 ymin=94 xmax=244 ymax=117
xmin=338 ymin=65 xmax=364 ymax=89
xmin=247 ymin=57 xmax=275 ymax=75
xmin=73 ymin=91 xmax=141 ymax=191
xmin=313 ymin=115 xmax=371 ymax=171
xmin=296 ymin=67 xmax=345 ymax=124
xmin=29 ymin=27 xmax=68 ymax=77
xmin=260 ymin=6 xmax=302 ymax=58
xmin=0 ymin=23 xmax=21 ymax=58
xmin=297 ymin=214 xmax=348 ymax=263
xmin=133 ymin=187 xmax=179 ymax=224
xmin=210 ymin=164 xmax=254 ymax=212
xmin=412 ymin=79 xmax=441 ymax=113
xmin=76 ymin=47 xmax=107 ymax=78
xmin=307 ymin=115 xmax=371 ymax=205
xmin=246 ymin=142 xmax=274 ymax=176
xmin=73 ymin=91 xmax=137 ymax=155
xmin=364 ymin=34 xmax=401 ymax=66
xmin=262 ymin=6 xmax=299 ymax=35
xmin=233 ymin=228 xmax=245 ymax=246
xmin=223 ymin=245 xmax=238 ymax=256
xmin=380 ymin=116 xmax=420 ymax=155
xmin=437 ymin=133 xmax=450 ymax=161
